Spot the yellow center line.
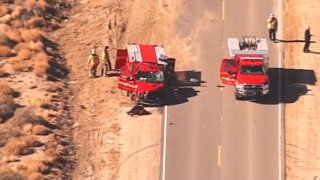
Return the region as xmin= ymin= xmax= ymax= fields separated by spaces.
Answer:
xmin=218 ymin=145 xmax=222 ymax=166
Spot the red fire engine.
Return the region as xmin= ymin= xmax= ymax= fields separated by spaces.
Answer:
xmin=115 ymin=44 xmax=175 ymax=105
xmin=220 ymin=36 xmax=270 ymax=100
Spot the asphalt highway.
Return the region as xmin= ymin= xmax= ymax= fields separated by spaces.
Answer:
xmin=162 ymin=0 xmax=282 ymax=180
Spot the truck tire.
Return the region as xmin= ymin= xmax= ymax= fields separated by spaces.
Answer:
xmin=235 ymin=90 xmax=241 ymax=100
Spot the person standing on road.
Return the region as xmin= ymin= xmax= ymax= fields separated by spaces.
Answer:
xmin=87 ymin=48 xmax=100 ymax=77
xmin=303 ymin=26 xmax=312 ymax=53
xmin=267 ymin=12 xmax=278 ymax=41
xmin=101 ymin=45 xmax=112 ymax=77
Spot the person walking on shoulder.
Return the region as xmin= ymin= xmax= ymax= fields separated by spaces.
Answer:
xmin=87 ymin=48 xmax=100 ymax=77
xmin=267 ymin=13 xmax=278 ymax=41
xmin=304 ymin=26 xmax=312 ymax=53
xmin=101 ymin=46 xmax=112 ymax=77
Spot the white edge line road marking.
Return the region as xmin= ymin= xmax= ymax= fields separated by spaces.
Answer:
xmin=278 ymin=0 xmax=284 ymax=180
xmin=162 ymin=105 xmax=168 ymax=180
xmin=222 ymin=0 xmax=225 ymax=20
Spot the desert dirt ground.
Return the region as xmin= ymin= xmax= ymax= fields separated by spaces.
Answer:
xmin=284 ymin=0 xmax=320 ymax=180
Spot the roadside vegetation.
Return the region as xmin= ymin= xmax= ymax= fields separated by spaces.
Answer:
xmin=0 ymin=0 xmax=74 ymax=179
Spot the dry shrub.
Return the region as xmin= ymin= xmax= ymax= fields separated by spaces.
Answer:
xmin=0 ymin=170 xmax=24 ymax=180
xmin=14 ymin=42 xmax=28 ymax=52
xmin=5 ymin=29 xmax=22 ymax=42
xmin=37 ymin=0 xmax=48 ymax=9
xmin=29 ymin=41 xmax=44 ymax=52
xmin=9 ymin=107 xmax=44 ymax=127
xmin=10 ymin=5 xmax=23 ymax=19
xmin=31 ymin=95 xmax=52 ymax=108
xmin=1 ymin=155 xmax=19 ymax=163
xmin=17 ymin=48 xmax=32 ymax=60
xmin=0 ymin=5 xmax=10 ymax=17
xmin=0 ymin=45 xmax=12 ymax=57
xmin=27 ymin=162 xmax=45 ymax=174
xmin=0 ymin=127 xmax=21 ymax=147
xmin=25 ymin=0 xmax=37 ymax=10
xmin=32 ymin=125 xmax=51 ymax=135
xmin=20 ymin=29 xmax=42 ymax=42
xmin=0 ymin=80 xmax=14 ymax=96
xmin=20 ymin=135 xmax=43 ymax=147
xmin=26 ymin=16 xmax=45 ymax=28
xmin=4 ymin=137 xmax=30 ymax=155
xmin=33 ymin=52 xmax=49 ymax=77
xmin=28 ymin=172 xmax=44 ymax=180
xmin=0 ymin=95 xmax=15 ymax=123
xmin=0 ymin=24 xmax=10 ymax=33
xmin=0 ymin=14 xmax=11 ymax=24
xmin=8 ymin=57 xmax=29 ymax=72
xmin=0 ymin=32 xmax=15 ymax=47
xmin=22 ymin=123 xmax=33 ymax=133
xmin=0 ymin=67 xmax=9 ymax=77
xmin=10 ymin=19 xmax=23 ymax=28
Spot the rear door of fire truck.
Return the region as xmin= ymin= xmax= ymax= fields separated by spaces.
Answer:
xmin=116 ymin=49 xmax=137 ymax=92
xmin=220 ymin=58 xmax=236 ymax=85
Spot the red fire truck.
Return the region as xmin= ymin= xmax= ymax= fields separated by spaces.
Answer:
xmin=220 ymin=36 xmax=270 ymax=100
xmin=115 ymin=44 xmax=175 ymax=105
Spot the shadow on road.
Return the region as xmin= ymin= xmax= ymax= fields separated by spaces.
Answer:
xmin=166 ymin=70 xmax=205 ymax=105
xmin=274 ymin=39 xmax=316 ymax=43
xmin=165 ymin=70 xmax=205 ymax=106
xmin=253 ymin=68 xmax=317 ymax=104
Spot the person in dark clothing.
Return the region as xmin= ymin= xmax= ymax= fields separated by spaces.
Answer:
xmin=304 ymin=26 xmax=312 ymax=53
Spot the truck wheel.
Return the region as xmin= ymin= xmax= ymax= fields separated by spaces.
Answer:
xmin=235 ymin=90 xmax=241 ymax=100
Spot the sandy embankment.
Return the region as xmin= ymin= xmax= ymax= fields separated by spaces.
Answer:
xmin=284 ymin=1 xmax=320 ymax=179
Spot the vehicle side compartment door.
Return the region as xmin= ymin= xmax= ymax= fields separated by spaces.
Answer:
xmin=118 ymin=65 xmax=137 ymax=92
xmin=220 ymin=58 xmax=236 ymax=85
xmin=115 ymin=49 xmax=128 ymax=70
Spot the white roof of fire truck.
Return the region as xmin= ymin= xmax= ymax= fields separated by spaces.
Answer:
xmin=228 ymin=36 xmax=269 ymax=57
xmin=126 ymin=44 xmax=168 ymax=65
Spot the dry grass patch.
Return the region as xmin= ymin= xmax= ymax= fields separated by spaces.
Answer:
xmin=26 ymin=16 xmax=46 ymax=28
xmin=0 ymin=95 xmax=16 ymax=123
xmin=0 ymin=14 xmax=11 ymax=24
xmin=29 ymin=41 xmax=44 ymax=52
xmin=21 ymin=29 xmax=42 ymax=42
xmin=8 ymin=57 xmax=29 ymax=72
xmin=28 ymin=172 xmax=44 ymax=180
xmin=0 ymin=80 xmax=14 ymax=96
xmin=0 ymin=33 xmax=16 ymax=47
xmin=0 ymin=169 xmax=24 ymax=180
xmin=0 ymin=5 xmax=10 ymax=17
xmin=17 ymin=48 xmax=32 ymax=60
xmin=0 ymin=127 xmax=21 ymax=147
xmin=33 ymin=52 xmax=49 ymax=77
xmin=0 ymin=67 xmax=9 ymax=77
xmin=5 ymin=29 xmax=23 ymax=42
xmin=31 ymin=94 xmax=52 ymax=109
xmin=14 ymin=42 xmax=29 ymax=52
xmin=9 ymin=107 xmax=46 ymax=128
xmin=32 ymin=125 xmax=51 ymax=135
xmin=0 ymin=45 xmax=12 ymax=57
xmin=10 ymin=5 xmax=23 ymax=19
xmin=4 ymin=137 xmax=33 ymax=155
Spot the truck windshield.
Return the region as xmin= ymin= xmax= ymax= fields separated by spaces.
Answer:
xmin=136 ymin=71 xmax=164 ymax=83
xmin=240 ymin=65 xmax=264 ymax=75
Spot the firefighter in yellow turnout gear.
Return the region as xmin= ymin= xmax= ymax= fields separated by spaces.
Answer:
xmin=101 ymin=46 xmax=112 ymax=77
xmin=87 ymin=49 xmax=100 ymax=77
